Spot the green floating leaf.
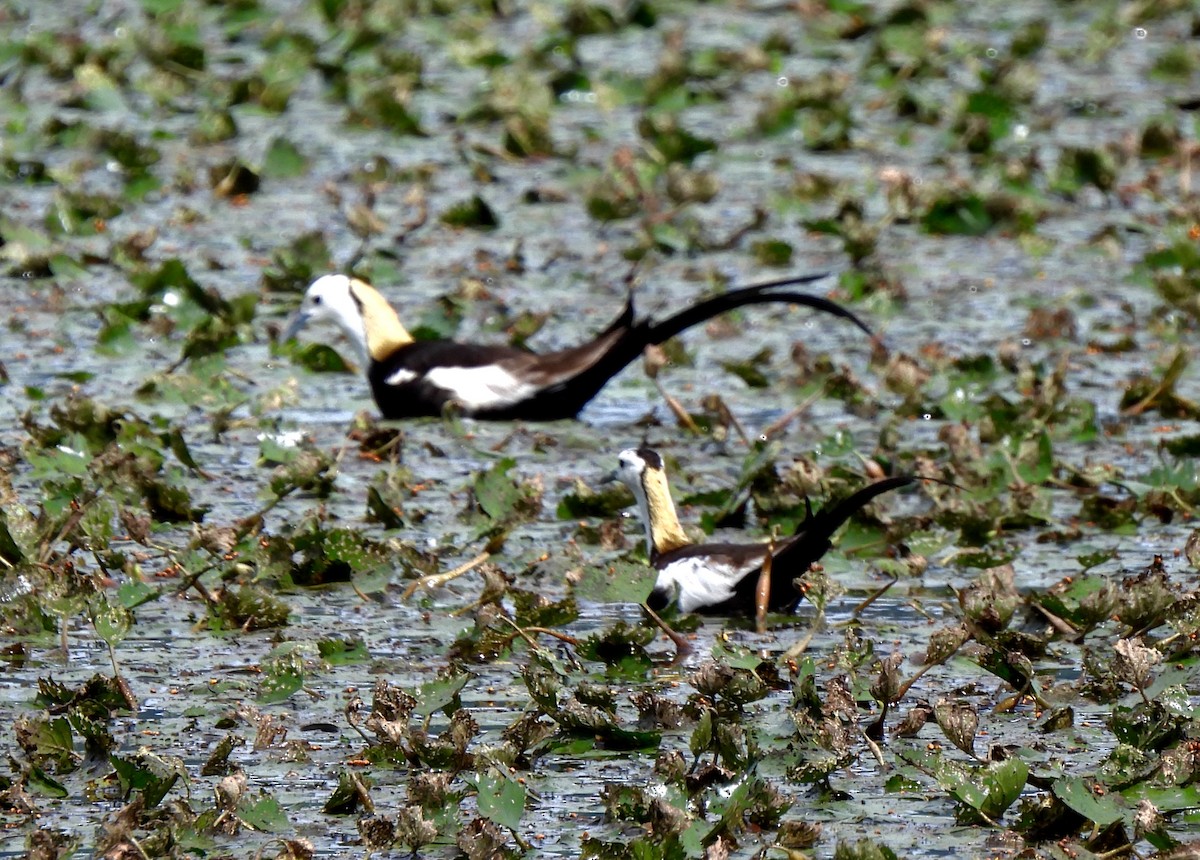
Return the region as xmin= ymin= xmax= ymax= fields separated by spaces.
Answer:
xmin=475 ymin=770 xmax=526 ymax=831
xmin=261 ymin=137 xmax=309 ymax=179
xmin=557 ymin=480 xmax=635 ymax=520
xmin=473 ymin=457 xmax=539 ymax=523
xmin=920 ymin=193 xmax=993 ymax=236
xmin=411 ymin=296 xmax=465 ymax=341
xmin=213 ymin=586 xmax=291 ymax=632
xmin=92 ymin=598 xmax=133 ymax=649
xmin=18 ymin=715 xmax=76 ymax=771
xmin=833 ymin=838 xmax=900 ymax=860
xmin=575 ymin=560 xmax=657 ymax=605
xmin=414 ymin=671 xmax=470 ymax=718
xmin=1053 ymin=776 xmax=1124 ymax=827
xmin=440 ymin=195 xmax=499 ymax=230
xmin=27 ymin=765 xmax=69 ymax=799
xmin=257 ymin=651 xmax=304 ymax=704
xmin=751 ymin=238 xmax=794 ymax=267
xmin=317 ymin=638 xmax=370 ymax=666
xmin=109 ymin=753 xmax=179 ymax=807
xmin=237 ymin=793 xmax=291 ymax=832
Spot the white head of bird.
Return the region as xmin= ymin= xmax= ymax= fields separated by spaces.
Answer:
xmin=283 ymin=274 xmax=412 ymax=365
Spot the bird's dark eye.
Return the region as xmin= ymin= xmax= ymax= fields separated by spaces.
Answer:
xmin=312 ymin=295 xmax=322 ymax=305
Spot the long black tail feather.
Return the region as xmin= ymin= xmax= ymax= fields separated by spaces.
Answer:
xmin=737 ymin=475 xmax=918 ymax=613
xmin=535 ymin=273 xmax=871 ymax=418
xmin=644 ymin=274 xmax=874 ymax=346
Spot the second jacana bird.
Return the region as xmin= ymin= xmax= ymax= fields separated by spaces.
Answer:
xmin=614 ymin=447 xmax=917 ymax=615
xmin=281 ymin=273 xmax=874 ymax=421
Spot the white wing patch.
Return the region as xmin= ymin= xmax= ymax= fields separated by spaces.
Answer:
xmin=383 ymin=368 xmax=418 ymax=386
xmin=423 ymin=365 xmax=537 ymax=410
xmin=654 ymin=555 xmax=763 ymax=613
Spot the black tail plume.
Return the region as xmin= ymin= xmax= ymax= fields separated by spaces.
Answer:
xmin=739 ymin=475 xmax=917 ymax=612
xmin=644 ymin=274 xmax=873 ymax=346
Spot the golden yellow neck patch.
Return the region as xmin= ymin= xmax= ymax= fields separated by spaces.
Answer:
xmin=349 ymin=278 xmax=413 ymax=360
xmin=643 ymin=468 xmax=691 ymax=555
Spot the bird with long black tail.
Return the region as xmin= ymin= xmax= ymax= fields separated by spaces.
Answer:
xmin=281 ymin=273 xmax=874 ymax=421
xmin=614 ymin=447 xmax=920 ymax=615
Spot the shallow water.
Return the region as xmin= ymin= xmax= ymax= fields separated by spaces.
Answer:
xmin=3 ymin=0 xmax=1200 ymax=857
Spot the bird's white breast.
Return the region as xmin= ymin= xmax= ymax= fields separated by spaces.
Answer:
xmin=655 ymin=555 xmax=762 ymax=613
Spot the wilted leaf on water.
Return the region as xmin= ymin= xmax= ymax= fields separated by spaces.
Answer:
xmin=200 ymin=734 xmax=242 ymax=777
xmin=1037 ymin=706 xmax=1074 ymax=733
xmin=210 ymin=159 xmax=260 ymax=197
xmin=1015 ymin=428 xmax=1053 ymax=484
xmin=976 ymin=647 xmax=1037 ymax=695
xmin=1112 ymin=637 xmax=1161 ymax=695
xmin=933 ymin=700 xmax=978 ymax=756
xmin=24 ymin=828 xmax=80 ymax=859
xmin=870 ymin=653 xmax=904 ymax=706
xmin=45 ymin=189 xmax=123 ymax=236
xmin=777 ymin=820 xmax=822 ymax=849
xmin=1078 ymin=547 xmax=1118 ymax=571
xmin=268 ymin=447 xmax=336 ymax=499
xmin=358 ymin=814 xmax=396 ymax=850
xmin=958 ymin=565 xmax=1019 ymax=633
xmin=1053 ymin=776 xmax=1124 ymax=827
xmin=637 ymin=112 xmax=715 ymax=165
xmin=15 ymin=715 xmax=75 ymax=772
xmin=707 ymin=774 xmax=789 ymax=843
xmin=1186 ymin=530 xmax=1200 ymax=569
xmin=323 ymin=769 xmax=371 ymax=815
xmin=366 ymin=485 xmax=405 ymax=529
xmin=921 ymin=624 xmax=969 ymax=666
xmin=1108 ymin=701 xmax=1187 ymax=752
xmin=474 ymin=770 xmax=526 ymax=831
xmin=577 ymin=621 xmax=654 ymax=673
xmin=574 ymin=560 xmax=657 ymax=605
xmin=509 ymin=587 xmax=578 ymax=630
xmin=1120 ymin=348 xmax=1200 ymax=418
xmin=751 ymin=238 xmax=793 ymax=267
xmin=1115 ymin=574 xmax=1174 ymax=636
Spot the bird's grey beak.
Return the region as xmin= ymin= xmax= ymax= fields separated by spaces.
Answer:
xmin=281 ymin=308 xmax=312 ymax=343
xmin=600 ymin=469 xmax=619 ymax=485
